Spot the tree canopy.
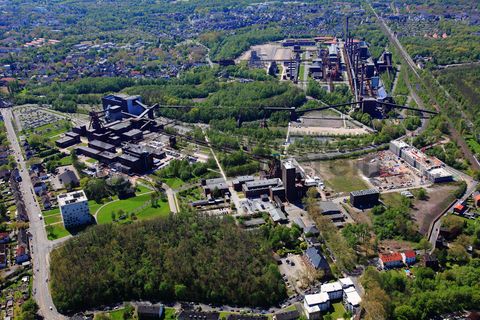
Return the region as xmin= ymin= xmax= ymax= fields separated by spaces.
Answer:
xmin=50 ymin=211 xmax=286 ymax=312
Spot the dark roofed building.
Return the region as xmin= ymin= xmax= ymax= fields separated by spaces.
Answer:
xmin=178 ymin=311 xmax=219 ymax=320
xmin=76 ymin=146 xmax=100 ymax=160
xmin=55 ymin=135 xmax=80 ymax=148
xmin=232 ymin=175 xmax=255 ymax=191
xmin=243 ymin=178 xmax=282 ymax=198
xmin=227 ymin=314 xmax=268 ymax=320
xmin=121 ymin=128 xmax=143 ymax=141
xmin=108 ymin=121 xmax=132 ymax=134
xmin=136 ymin=304 xmax=164 ymax=320
xmin=88 ymin=140 xmax=116 ymax=153
xmin=319 ymin=201 xmax=341 ymax=215
xmin=305 ymin=247 xmax=329 ymax=272
xmin=350 ymin=189 xmax=379 ymax=209
xmin=273 ymin=309 xmax=300 ymax=320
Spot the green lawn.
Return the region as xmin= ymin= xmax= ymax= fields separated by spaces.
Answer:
xmin=96 ymin=192 xmax=171 ymax=224
xmin=104 ymin=306 xmax=176 ymax=320
xmin=58 ymin=156 xmax=73 ymax=166
xmin=44 ymin=214 xmax=62 ymax=225
xmin=326 ymin=302 xmax=347 ymax=320
xmin=135 ymin=202 xmax=170 ymax=220
xmin=164 ymin=177 xmax=184 ymax=189
xmin=381 ymin=192 xmax=406 ymax=208
xmin=467 ymin=138 xmax=480 ymax=155
xmin=164 ymin=307 xmax=177 ymax=320
xmin=46 ymin=223 xmax=70 ymax=240
xmin=107 ymin=309 xmax=125 ymax=320
xmin=25 ymin=120 xmax=71 ymax=139
xmin=43 ymin=208 xmax=60 ymax=216
xmin=88 ymin=200 xmax=103 ymax=215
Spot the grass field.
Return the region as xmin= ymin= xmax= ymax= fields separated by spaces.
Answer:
xmin=43 ymin=208 xmax=60 ymax=216
xmin=164 ymin=177 xmax=184 ymax=189
xmin=326 ymin=302 xmax=347 ymax=319
xmin=44 ymin=214 xmax=62 ymax=225
xmin=314 ymin=159 xmax=369 ymax=192
xmin=25 ymin=120 xmax=71 ymax=139
xmin=381 ymin=192 xmax=407 ymax=208
xmin=58 ymin=156 xmax=73 ymax=166
xmin=46 ymin=223 xmax=70 ymax=240
xmin=106 ymin=309 xmax=124 ymax=320
xmin=467 ymin=137 xmax=480 ymax=155
xmin=96 ymin=192 xmax=170 ymax=224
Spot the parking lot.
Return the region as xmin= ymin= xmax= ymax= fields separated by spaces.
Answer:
xmin=278 ymin=254 xmax=308 ymax=294
xmin=14 ymin=105 xmax=64 ymax=131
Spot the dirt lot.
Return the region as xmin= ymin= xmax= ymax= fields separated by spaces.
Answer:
xmin=378 ymin=239 xmax=417 ymax=253
xmin=411 ymin=183 xmax=459 ymax=235
xmin=237 ymin=43 xmax=293 ymax=62
xmin=278 ymin=254 xmax=308 ymax=294
xmin=306 ymin=159 xmax=371 ymax=193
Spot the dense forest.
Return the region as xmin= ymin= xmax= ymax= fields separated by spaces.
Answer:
xmin=361 ymin=261 xmax=480 ymax=320
xmin=50 ymin=211 xmax=286 ymax=313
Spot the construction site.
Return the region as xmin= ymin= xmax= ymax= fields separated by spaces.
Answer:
xmin=359 ymin=140 xmax=454 ymax=191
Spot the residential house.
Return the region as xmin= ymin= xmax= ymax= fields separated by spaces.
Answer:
xmin=15 ymin=245 xmax=29 ymax=264
xmin=423 ymin=253 xmax=439 ymax=270
xmin=379 ymin=252 xmax=403 ymax=269
xmin=0 ymin=243 xmax=7 ymax=268
xmin=304 ymin=225 xmax=320 ymax=236
xmin=401 ymin=250 xmax=416 ymax=265
xmin=0 ymin=232 xmax=10 ymax=244
xmin=453 ymin=203 xmax=466 ymax=214
xmin=474 ymin=193 xmax=480 ymax=208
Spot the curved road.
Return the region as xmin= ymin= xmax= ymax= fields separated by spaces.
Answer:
xmin=1 ymin=108 xmax=67 ymax=320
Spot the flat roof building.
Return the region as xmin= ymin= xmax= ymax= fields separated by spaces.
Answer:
xmin=58 ymin=190 xmax=91 ymax=229
xmin=243 ymin=178 xmax=282 ymax=198
xmin=88 ymin=140 xmax=116 ymax=153
xmin=350 ymin=188 xmax=380 ymax=209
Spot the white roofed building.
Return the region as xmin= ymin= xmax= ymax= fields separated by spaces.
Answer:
xmin=321 ymin=281 xmax=343 ymax=300
xmin=303 ymin=292 xmax=330 ymax=319
xmin=343 ymin=286 xmax=362 ymax=314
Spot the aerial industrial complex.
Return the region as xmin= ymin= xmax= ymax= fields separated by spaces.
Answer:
xmin=1 ymin=1 xmax=479 ymax=318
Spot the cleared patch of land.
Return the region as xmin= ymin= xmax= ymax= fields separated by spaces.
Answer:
xmin=308 ymin=159 xmax=369 ymax=193
xmin=411 ymin=183 xmax=459 ymax=235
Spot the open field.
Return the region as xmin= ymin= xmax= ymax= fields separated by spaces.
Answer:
xmin=411 ymin=183 xmax=459 ymax=235
xmin=237 ymin=42 xmax=293 ymax=62
xmin=46 ymin=223 xmax=70 ymax=240
xmin=44 ymin=214 xmax=62 ymax=225
xmin=164 ymin=177 xmax=184 ymax=189
xmin=308 ymin=159 xmax=369 ymax=193
xmin=96 ymin=192 xmax=170 ymax=224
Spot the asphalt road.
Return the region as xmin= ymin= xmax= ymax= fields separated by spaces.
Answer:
xmin=1 ymin=108 xmax=67 ymax=320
